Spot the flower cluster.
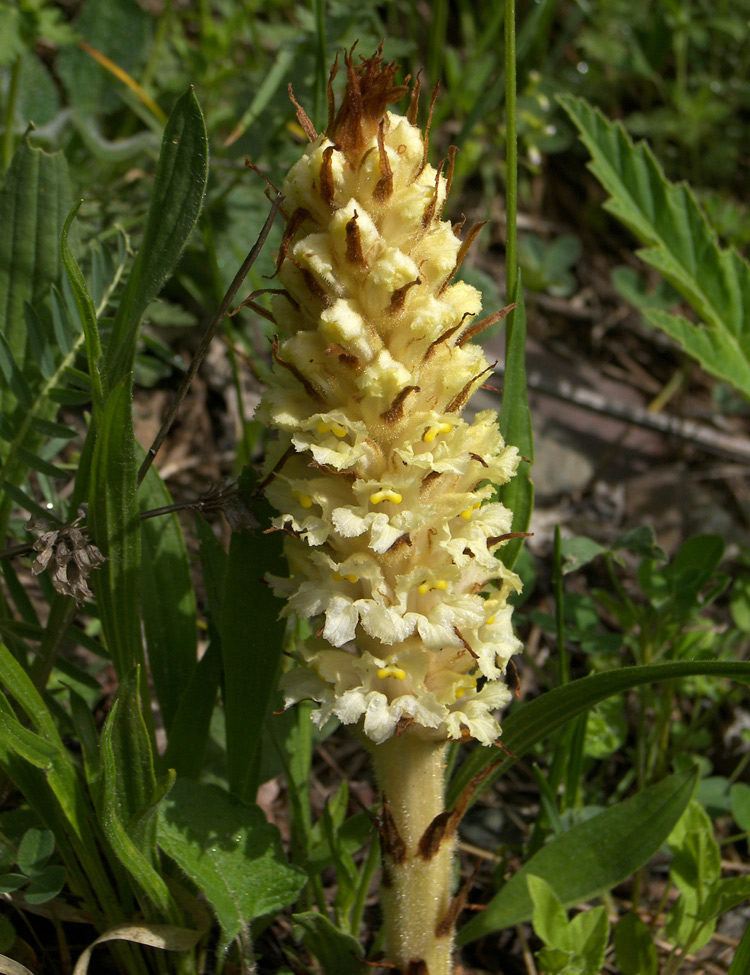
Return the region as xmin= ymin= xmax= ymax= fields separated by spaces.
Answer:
xmin=258 ymin=50 xmax=522 ymax=745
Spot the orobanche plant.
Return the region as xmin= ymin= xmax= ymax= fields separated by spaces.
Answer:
xmin=257 ymin=49 xmax=523 ymax=974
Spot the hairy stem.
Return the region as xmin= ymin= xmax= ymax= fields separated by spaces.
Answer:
xmin=371 ymin=734 xmax=456 ymax=975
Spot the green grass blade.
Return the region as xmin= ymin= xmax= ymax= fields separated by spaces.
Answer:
xmin=558 ymin=95 xmax=750 ymax=398
xmin=88 ymin=379 xmax=143 ymax=680
xmin=457 ymin=770 xmax=695 ymax=943
xmin=138 ymin=466 xmax=197 ymax=733
xmin=447 ymin=660 xmax=750 ymax=808
xmin=498 ymin=274 xmax=534 ymax=569
xmin=105 ymin=88 xmax=208 ymax=387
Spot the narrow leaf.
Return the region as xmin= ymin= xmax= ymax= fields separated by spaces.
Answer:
xmin=498 ymin=274 xmax=534 ymax=568
xmin=99 ymin=698 xmax=178 ymax=922
xmin=88 ymin=379 xmax=142 ymax=678
xmin=138 ymin=465 xmax=197 ymax=732
xmin=458 ymin=770 xmax=695 ymax=943
xmin=106 ymin=88 xmax=208 ymax=386
xmin=220 ymin=470 xmax=286 ymax=803
xmin=60 ymin=202 xmax=105 ymax=410
xmin=447 ymin=660 xmax=750 ymax=808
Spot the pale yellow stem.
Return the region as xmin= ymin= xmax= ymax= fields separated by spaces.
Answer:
xmin=370 ymin=734 xmax=457 ymax=975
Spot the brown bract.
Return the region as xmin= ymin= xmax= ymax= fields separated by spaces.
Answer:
xmin=327 ymin=46 xmax=410 ymax=161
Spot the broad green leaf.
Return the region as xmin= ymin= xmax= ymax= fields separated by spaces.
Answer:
xmin=0 ymin=139 xmax=71 ymax=413
xmin=528 ymin=875 xmax=571 ymax=950
xmin=614 ymin=912 xmax=658 ymax=975
xmin=457 ymin=770 xmax=695 ymax=944
xmin=24 ymin=864 xmax=66 ymax=905
xmin=220 ymin=470 xmax=287 ymax=804
xmin=730 ymin=782 xmax=750 ymax=832
xmin=17 ymin=829 xmax=54 ymax=875
xmin=292 ymin=911 xmax=365 ymax=975
xmin=667 ymin=800 xmax=721 ymax=895
xmin=568 ymin=906 xmax=609 ymax=975
xmin=138 ymin=466 xmax=197 ymax=733
xmin=498 ymin=275 xmax=533 ymax=569
xmin=106 ymin=88 xmax=208 ymax=387
xmin=447 ymin=660 xmax=750 ymax=809
xmin=558 ymin=96 xmax=750 ymax=399
xmin=88 ymin=379 xmax=143 ymax=679
xmin=157 ymin=780 xmax=305 ymax=950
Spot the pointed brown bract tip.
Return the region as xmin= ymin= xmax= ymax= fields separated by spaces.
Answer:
xmin=328 ymin=44 xmax=410 ymax=160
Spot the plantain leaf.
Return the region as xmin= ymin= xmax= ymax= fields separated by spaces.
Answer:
xmin=558 ymin=95 xmax=750 ymax=399
xmin=447 ymin=660 xmax=750 ymax=809
xmin=0 ymin=139 xmax=71 ymax=399
xmin=458 ymin=771 xmax=694 ymax=944
xmin=88 ymin=378 xmax=143 ymax=679
xmin=100 ymin=696 xmax=180 ymax=923
xmin=498 ymin=273 xmax=534 ymax=569
xmin=138 ymin=466 xmax=197 ymax=734
xmin=105 ymin=88 xmax=208 ymax=387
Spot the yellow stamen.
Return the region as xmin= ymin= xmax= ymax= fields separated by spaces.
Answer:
xmin=370 ymin=489 xmax=402 ymax=505
xmin=423 ymin=422 xmax=453 ymax=443
xmin=455 ymin=679 xmax=477 ymax=699
xmin=293 ymin=491 xmax=313 ymax=508
xmin=333 ymin=571 xmax=359 ymax=583
xmin=317 ymin=421 xmax=347 ymax=438
xmin=485 ymin=615 xmax=496 ymax=625
xmin=417 ymin=579 xmax=448 ymax=596
xmin=377 ymin=666 xmax=407 ymax=680
xmin=460 ymin=502 xmax=482 ymax=520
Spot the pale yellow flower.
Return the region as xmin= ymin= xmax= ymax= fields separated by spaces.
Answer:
xmin=258 ymin=49 xmax=522 ymax=746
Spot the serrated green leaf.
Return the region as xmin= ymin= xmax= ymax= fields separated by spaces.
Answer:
xmin=88 ymin=379 xmax=142 ymax=678
xmin=157 ymin=780 xmax=306 ymax=949
xmin=498 ymin=275 xmax=534 ymax=569
xmin=558 ymin=95 xmax=750 ymax=399
xmin=106 ymin=88 xmax=208 ymax=387
xmin=138 ymin=466 xmax=197 ymax=733
xmin=458 ymin=770 xmax=695 ymax=944
xmin=447 ymin=660 xmax=750 ymax=809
